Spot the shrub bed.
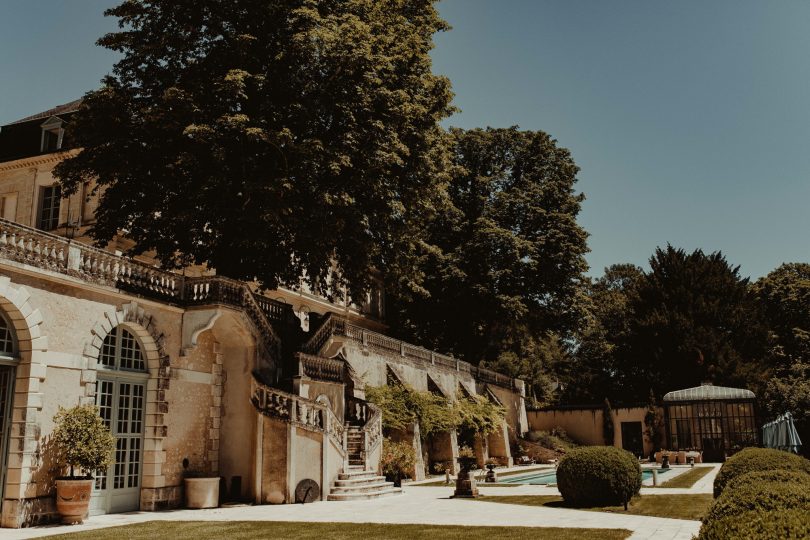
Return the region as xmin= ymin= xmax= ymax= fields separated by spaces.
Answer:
xmin=697 ymin=508 xmax=810 ymax=540
xmin=556 ymin=446 xmax=641 ymax=507
xmin=703 ymin=479 xmax=810 ymax=523
xmin=712 ymin=447 xmax=810 ymax=497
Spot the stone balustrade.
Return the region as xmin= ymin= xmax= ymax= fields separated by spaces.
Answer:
xmin=250 ymin=374 xmax=346 ymax=455
xmin=302 ymin=313 xmax=519 ymax=390
xmin=0 ymin=218 xmax=299 ymax=369
xmin=296 ymin=352 xmax=345 ymax=383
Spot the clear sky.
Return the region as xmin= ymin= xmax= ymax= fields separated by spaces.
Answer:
xmin=1 ymin=1 xmax=808 ymax=279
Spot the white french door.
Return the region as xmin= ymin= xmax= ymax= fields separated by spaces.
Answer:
xmin=90 ymin=376 xmax=146 ymax=515
xmin=0 ymin=365 xmax=14 ymax=515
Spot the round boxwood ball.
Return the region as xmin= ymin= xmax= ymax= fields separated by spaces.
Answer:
xmin=725 ymin=469 xmax=810 ymax=492
xmin=703 ymin=479 xmax=810 ymax=523
xmin=556 ymin=446 xmax=641 ymax=507
xmin=713 ymin=448 xmax=810 ymax=498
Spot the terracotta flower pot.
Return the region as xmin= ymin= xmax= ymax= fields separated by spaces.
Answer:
xmin=185 ymin=477 xmax=220 ymax=509
xmin=55 ymin=478 xmax=94 ymax=524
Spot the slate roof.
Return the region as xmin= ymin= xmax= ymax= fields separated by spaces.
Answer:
xmin=663 ymin=384 xmax=755 ymax=402
xmin=8 ymin=99 xmax=83 ymax=125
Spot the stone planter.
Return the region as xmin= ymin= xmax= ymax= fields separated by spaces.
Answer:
xmin=185 ymin=477 xmax=220 ymax=509
xmin=55 ymin=478 xmax=94 ymax=524
xmin=456 ymin=456 xmax=477 ymax=473
xmin=453 ymin=457 xmax=479 ymax=498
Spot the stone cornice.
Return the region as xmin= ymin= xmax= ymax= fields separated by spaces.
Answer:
xmin=0 ymin=149 xmax=78 ymax=172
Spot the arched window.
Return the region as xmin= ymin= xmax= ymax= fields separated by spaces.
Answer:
xmin=0 ymin=312 xmax=17 ymax=359
xmin=0 ymin=311 xmax=18 ymax=514
xmin=99 ymin=327 xmax=145 ymax=372
xmin=92 ymin=325 xmax=147 ymax=515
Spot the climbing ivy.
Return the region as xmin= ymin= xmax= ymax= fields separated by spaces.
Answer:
xmin=366 ymin=385 xmax=505 ymax=439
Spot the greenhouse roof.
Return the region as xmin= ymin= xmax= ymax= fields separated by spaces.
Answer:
xmin=663 ymin=384 xmax=755 ymax=402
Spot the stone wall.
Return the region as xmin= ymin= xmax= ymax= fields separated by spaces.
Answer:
xmin=526 ymin=406 xmax=664 ymax=457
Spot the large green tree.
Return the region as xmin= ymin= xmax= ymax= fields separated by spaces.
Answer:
xmin=55 ymin=0 xmax=454 ymax=298
xmin=754 ymin=263 xmax=810 ymax=454
xmin=389 ymin=127 xmax=589 ymax=378
xmin=561 ymin=263 xmax=644 ymax=404
xmin=625 ymin=246 xmax=767 ymax=397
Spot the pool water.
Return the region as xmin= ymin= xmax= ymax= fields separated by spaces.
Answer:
xmin=500 ymin=468 xmax=671 ymax=485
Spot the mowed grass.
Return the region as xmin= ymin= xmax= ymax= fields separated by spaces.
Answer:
xmin=656 ymin=466 xmax=713 ymax=488
xmin=479 ymin=493 xmax=714 ymax=521
xmin=47 ymin=521 xmax=631 ymax=540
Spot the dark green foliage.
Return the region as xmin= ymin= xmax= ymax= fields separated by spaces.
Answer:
xmin=754 ymin=263 xmax=810 ymax=455
xmin=55 ymin=0 xmax=453 ymax=299
xmin=643 ymin=390 xmax=664 ymax=451
xmin=713 ymin=447 xmax=810 ymax=497
xmin=556 ymin=446 xmax=641 ymax=507
xmin=703 ymin=479 xmax=810 ymax=522
xmin=572 ymin=248 xmax=769 ymax=403
xmin=602 ymin=398 xmax=614 ymax=446
xmin=697 ymin=508 xmax=810 ymax=540
xmin=388 ymin=127 xmax=588 ymax=392
xmin=563 ymin=264 xmax=643 ymax=404
xmin=627 ymin=246 xmax=767 ymax=397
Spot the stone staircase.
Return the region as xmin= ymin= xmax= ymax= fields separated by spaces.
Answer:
xmin=327 ymin=467 xmax=402 ymax=501
xmin=327 ymin=425 xmax=401 ymax=501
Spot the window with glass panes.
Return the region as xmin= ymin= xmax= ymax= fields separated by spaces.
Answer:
xmin=37 ymin=185 xmax=61 ymax=231
xmin=94 ymin=326 xmax=147 ymax=509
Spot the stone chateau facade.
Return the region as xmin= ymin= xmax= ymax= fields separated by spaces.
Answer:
xmin=0 ymin=101 xmax=528 ymax=528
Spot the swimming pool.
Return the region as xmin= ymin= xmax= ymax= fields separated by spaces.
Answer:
xmin=499 ymin=468 xmax=671 ymax=485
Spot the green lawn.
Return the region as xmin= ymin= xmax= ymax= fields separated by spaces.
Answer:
xmin=47 ymin=521 xmax=631 ymax=540
xmin=656 ymin=466 xmax=713 ymax=488
xmin=479 ymin=493 xmax=714 ymax=521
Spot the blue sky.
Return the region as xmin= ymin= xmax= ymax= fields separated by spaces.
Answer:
xmin=1 ymin=1 xmax=808 ymax=279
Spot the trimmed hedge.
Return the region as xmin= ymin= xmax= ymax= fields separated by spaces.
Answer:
xmin=703 ymin=480 xmax=810 ymax=523
xmin=725 ymin=469 xmax=810 ymax=492
xmin=556 ymin=446 xmax=641 ymax=507
xmin=697 ymin=508 xmax=810 ymax=540
xmin=713 ymin=448 xmax=810 ymax=497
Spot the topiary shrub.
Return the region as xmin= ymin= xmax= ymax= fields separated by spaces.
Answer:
xmin=556 ymin=446 xmax=641 ymax=507
xmin=703 ymin=479 xmax=810 ymax=523
xmin=51 ymin=405 xmax=116 ymax=478
xmin=725 ymin=469 xmax=810 ymax=492
xmin=713 ymin=447 xmax=810 ymax=497
xmin=697 ymin=508 xmax=810 ymax=540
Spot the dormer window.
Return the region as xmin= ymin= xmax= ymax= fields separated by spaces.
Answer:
xmin=40 ymin=116 xmax=65 ymax=153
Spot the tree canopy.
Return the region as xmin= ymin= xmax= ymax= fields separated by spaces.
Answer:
xmin=561 ymin=248 xmax=770 ymax=405
xmin=388 ymin=127 xmax=589 ymax=374
xmin=55 ymin=0 xmax=454 ymax=298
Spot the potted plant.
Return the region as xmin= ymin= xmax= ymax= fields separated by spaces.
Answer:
xmin=51 ymin=405 xmax=116 ymax=524
xmin=456 ymin=445 xmax=477 ymax=473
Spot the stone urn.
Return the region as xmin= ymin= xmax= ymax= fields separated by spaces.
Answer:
xmin=55 ymin=478 xmax=94 ymax=524
xmin=185 ymin=477 xmax=220 ymax=509
xmin=453 ymin=457 xmax=479 ymax=498
xmin=485 ymin=463 xmax=498 ymax=483
xmin=661 ymin=453 xmax=670 ymax=469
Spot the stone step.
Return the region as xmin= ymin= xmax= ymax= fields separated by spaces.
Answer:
xmin=330 ymin=481 xmax=395 ymax=494
xmin=327 ymin=487 xmax=402 ymax=501
xmin=338 ymin=470 xmax=377 ymax=481
xmin=334 ymin=475 xmax=387 ymax=486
